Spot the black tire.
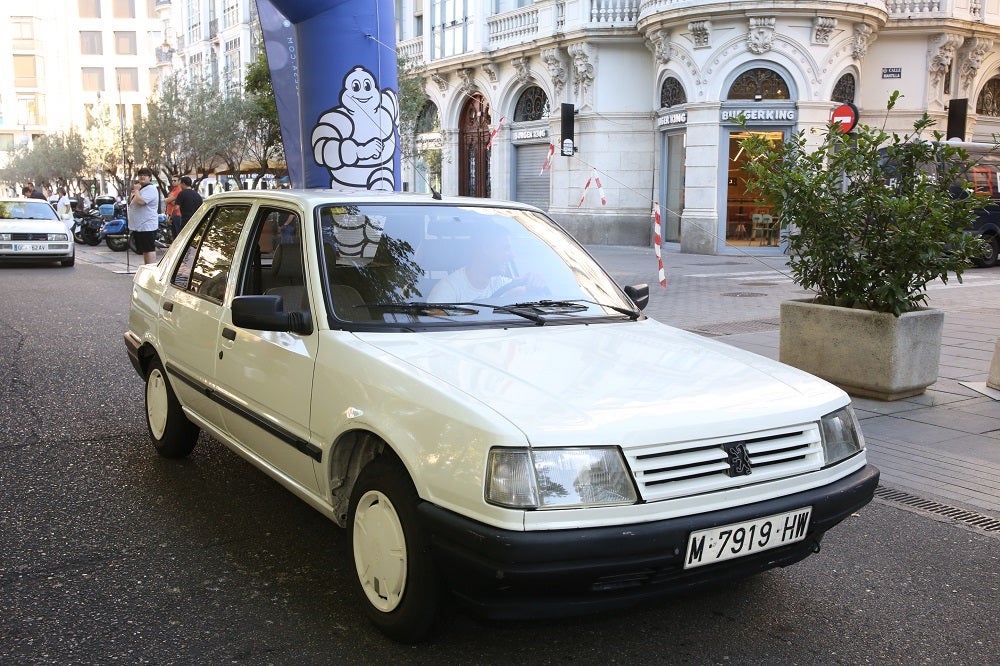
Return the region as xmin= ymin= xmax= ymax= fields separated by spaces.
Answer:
xmin=144 ymin=356 xmax=199 ymax=458
xmin=60 ymin=256 xmax=75 ymax=267
xmin=106 ymin=235 xmax=127 ymax=252
xmin=348 ymin=455 xmax=441 ymax=643
xmin=974 ymin=234 xmax=998 ymax=268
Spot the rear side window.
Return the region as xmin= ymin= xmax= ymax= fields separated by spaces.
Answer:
xmin=171 ymin=204 xmax=251 ymax=301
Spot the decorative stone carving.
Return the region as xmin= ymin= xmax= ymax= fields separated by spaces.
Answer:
xmin=482 ymin=62 xmax=499 ymax=85
xmin=567 ymin=42 xmax=596 ymax=108
xmin=813 ymin=17 xmax=837 ymax=45
xmin=645 ymin=28 xmax=672 ymax=65
xmin=958 ymin=37 xmax=993 ymax=95
xmin=511 ymin=56 xmax=532 ymax=84
xmin=458 ymin=68 xmax=478 ymax=93
xmin=541 ymin=47 xmax=567 ymax=97
xmin=852 ymin=24 xmax=875 ymax=62
xmin=430 ymin=72 xmax=448 ymax=93
xmin=928 ymin=33 xmax=965 ymax=98
xmin=689 ymin=20 xmax=711 ymax=49
xmin=747 ymin=17 xmax=776 ymax=55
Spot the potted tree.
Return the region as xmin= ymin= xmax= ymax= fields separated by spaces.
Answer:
xmin=740 ymin=92 xmax=988 ymax=400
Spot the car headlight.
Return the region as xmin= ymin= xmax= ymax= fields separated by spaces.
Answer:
xmin=0 ymin=233 xmax=10 ymax=241
xmin=819 ymin=406 xmax=865 ymax=465
xmin=47 ymin=233 xmax=68 ymax=241
xmin=486 ymin=447 xmax=638 ymax=509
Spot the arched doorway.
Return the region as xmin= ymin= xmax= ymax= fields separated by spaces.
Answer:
xmin=459 ymin=93 xmax=492 ymax=198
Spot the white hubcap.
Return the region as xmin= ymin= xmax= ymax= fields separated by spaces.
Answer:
xmin=353 ymin=490 xmax=407 ymax=612
xmin=146 ymin=368 xmax=169 ymax=440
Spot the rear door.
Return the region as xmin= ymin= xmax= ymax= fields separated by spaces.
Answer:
xmin=156 ymin=204 xmax=251 ymax=427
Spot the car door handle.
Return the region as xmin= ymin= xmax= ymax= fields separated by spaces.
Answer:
xmin=222 ymin=327 xmax=236 ymax=341
xmin=162 ymin=301 xmax=174 ymax=312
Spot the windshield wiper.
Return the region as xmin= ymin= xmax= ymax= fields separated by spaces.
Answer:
xmin=367 ymin=302 xmax=480 ymax=316
xmin=448 ymin=302 xmax=547 ymax=324
xmin=502 ymin=299 xmax=641 ymax=321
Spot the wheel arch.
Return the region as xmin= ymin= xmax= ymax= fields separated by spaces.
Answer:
xmin=327 ymin=429 xmax=409 ymax=528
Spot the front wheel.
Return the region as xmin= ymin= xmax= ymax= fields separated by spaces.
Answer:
xmin=82 ymin=226 xmax=101 ymax=246
xmin=145 ymin=356 xmax=199 ymax=458
xmin=348 ymin=456 xmax=441 ymax=643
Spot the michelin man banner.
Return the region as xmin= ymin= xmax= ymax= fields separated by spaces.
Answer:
xmin=256 ymin=0 xmax=400 ymax=190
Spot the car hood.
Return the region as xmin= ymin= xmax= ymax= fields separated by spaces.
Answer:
xmin=355 ymin=320 xmax=846 ymax=446
xmin=0 ymin=219 xmax=67 ymax=234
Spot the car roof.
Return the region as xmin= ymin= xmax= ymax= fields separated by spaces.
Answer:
xmin=200 ymin=188 xmax=544 ymax=212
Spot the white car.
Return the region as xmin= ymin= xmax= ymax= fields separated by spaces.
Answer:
xmin=0 ymin=198 xmax=74 ymax=267
xmin=124 ymin=189 xmax=878 ymax=641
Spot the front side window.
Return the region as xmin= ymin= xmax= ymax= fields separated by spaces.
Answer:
xmin=237 ymin=207 xmax=309 ymax=312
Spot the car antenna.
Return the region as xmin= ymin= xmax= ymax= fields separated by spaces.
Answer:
xmin=430 ymin=186 xmax=442 ymax=200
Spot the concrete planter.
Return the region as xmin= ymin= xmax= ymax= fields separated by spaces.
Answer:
xmin=779 ymin=299 xmax=944 ymax=401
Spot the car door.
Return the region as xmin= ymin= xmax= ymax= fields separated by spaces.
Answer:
xmin=156 ymin=204 xmax=251 ymax=427
xmin=212 ymin=206 xmax=321 ymax=494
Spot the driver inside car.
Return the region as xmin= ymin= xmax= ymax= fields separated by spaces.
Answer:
xmin=427 ymin=221 xmax=545 ymax=303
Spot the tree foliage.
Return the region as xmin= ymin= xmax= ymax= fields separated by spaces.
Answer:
xmin=741 ymin=92 xmax=988 ymax=316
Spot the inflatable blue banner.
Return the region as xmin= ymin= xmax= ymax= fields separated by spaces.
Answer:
xmin=256 ymin=0 xmax=400 ymax=191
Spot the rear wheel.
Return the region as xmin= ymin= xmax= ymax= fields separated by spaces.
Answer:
xmin=145 ymin=356 xmax=199 ymax=458
xmin=348 ymin=456 xmax=441 ymax=643
xmin=106 ymin=235 xmax=128 ymax=252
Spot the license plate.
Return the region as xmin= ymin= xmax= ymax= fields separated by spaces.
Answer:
xmin=684 ymin=506 xmax=812 ymax=569
xmin=14 ymin=243 xmax=46 ymax=252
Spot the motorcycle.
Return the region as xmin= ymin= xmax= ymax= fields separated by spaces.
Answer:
xmin=71 ymin=209 xmax=104 ymax=246
xmin=96 ymin=200 xmax=130 ymax=252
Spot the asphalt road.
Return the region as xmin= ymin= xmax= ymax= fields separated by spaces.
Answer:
xmin=1 ymin=259 xmax=998 ymax=665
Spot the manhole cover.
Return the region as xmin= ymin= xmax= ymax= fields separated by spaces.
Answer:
xmin=721 ymin=291 xmax=767 ymax=297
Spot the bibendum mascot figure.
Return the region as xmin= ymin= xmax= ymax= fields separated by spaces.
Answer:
xmin=311 ymin=65 xmax=399 ymax=190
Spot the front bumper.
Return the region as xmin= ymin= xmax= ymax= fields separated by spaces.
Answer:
xmin=418 ymin=463 xmax=879 ymax=619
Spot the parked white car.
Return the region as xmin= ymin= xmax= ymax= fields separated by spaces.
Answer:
xmin=125 ymin=189 xmax=878 ymax=641
xmin=0 ymin=198 xmax=74 ymax=267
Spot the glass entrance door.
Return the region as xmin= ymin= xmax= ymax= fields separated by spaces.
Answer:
xmin=726 ymin=130 xmax=783 ymax=247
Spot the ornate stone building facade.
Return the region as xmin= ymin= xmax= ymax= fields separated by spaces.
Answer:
xmin=397 ymin=0 xmax=1000 ymax=253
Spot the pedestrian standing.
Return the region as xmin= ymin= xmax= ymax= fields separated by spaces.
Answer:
xmin=163 ymin=175 xmax=183 ymax=236
xmin=27 ymin=183 xmax=47 ymax=201
xmin=127 ymin=167 xmax=160 ymax=264
xmin=174 ymin=176 xmax=204 ymax=232
xmin=56 ymin=187 xmax=72 ymax=217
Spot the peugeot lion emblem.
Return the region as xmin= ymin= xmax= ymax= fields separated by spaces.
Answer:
xmin=724 ymin=442 xmax=753 ymax=477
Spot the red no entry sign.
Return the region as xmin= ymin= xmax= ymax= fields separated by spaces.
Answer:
xmin=831 ymin=102 xmax=859 ymax=133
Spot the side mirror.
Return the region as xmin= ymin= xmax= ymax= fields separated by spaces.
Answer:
xmin=623 ymin=284 xmax=649 ymax=311
xmin=231 ymin=295 xmax=312 ymax=334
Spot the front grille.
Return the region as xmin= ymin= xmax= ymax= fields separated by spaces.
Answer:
xmin=12 ymin=233 xmax=49 ymax=241
xmin=627 ymin=423 xmax=824 ymax=502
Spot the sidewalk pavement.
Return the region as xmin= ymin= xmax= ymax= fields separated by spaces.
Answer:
xmin=76 ymin=241 xmax=1000 ymax=522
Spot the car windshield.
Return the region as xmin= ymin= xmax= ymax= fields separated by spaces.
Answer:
xmin=316 ymin=203 xmax=639 ymax=326
xmin=0 ymin=201 xmax=59 ymax=220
